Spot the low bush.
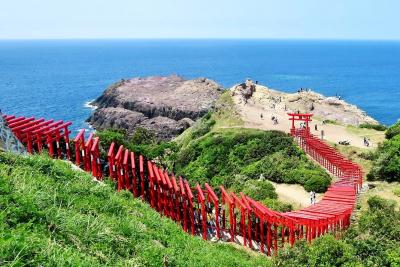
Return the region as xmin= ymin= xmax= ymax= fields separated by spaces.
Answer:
xmin=394 ymin=186 xmax=400 ymax=197
xmin=129 ymin=127 xmax=157 ymax=145
xmin=241 ymin=179 xmax=278 ymax=200
xmin=96 ymin=128 xmax=178 ymax=168
xmin=96 ymin=128 xmax=127 ymax=148
xmin=275 ymin=196 xmax=400 ymax=266
xmin=175 ymin=129 xmax=330 ymax=192
xmin=385 ymin=120 xmax=400 ymax=139
xmin=323 ymin=119 xmax=338 ymax=125
xmin=359 ymin=123 xmax=387 ymax=131
xmin=261 ymin=198 xmax=293 ymax=212
xmin=368 ymin=135 xmax=400 ymax=182
xmin=367 ymin=120 xmax=400 ymax=182
xmin=304 ymin=174 xmax=331 ymax=192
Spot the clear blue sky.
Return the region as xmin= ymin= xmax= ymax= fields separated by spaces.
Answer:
xmin=1 ymin=0 xmax=399 ymax=40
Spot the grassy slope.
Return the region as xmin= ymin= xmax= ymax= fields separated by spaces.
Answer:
xmin=0 ymin=152 xmax=270 ymax=267
xmin=329 ymin=143 xmax=373 ymax=176
xmin=345 ymin=125 xmax=385 ymax=147
xmin=174 ymin=125 xmax=331 ymax=194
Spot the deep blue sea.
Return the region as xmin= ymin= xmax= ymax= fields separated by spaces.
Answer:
xmin=0 ymin=39 xmax=399 ymax=133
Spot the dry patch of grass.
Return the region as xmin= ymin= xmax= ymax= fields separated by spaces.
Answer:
xmin=212 ymin=91 xmax=243 ymax=128
xmin=346 ymin=125 xmax=385 ymax=147
xmin=359 ymin=181 xmax=400 ymax=211
xmin=329 ymin=142 xmax=374 ymax=176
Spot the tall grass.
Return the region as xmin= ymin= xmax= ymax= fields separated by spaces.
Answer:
xmin=0 ymin=152 xmax=269 ymax=266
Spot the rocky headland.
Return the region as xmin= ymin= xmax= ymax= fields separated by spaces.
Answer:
xmin=87 ymin=76 xmax=381 ymax=147
xmin=231 ymin=82 xmax=378 ymax=126
xmin=230 ymin=80 xmax=383 ymax=148
xmin=87 ymin=75 xmax=223 ymax=140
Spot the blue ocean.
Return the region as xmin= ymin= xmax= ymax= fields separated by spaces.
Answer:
xmin=0 ymin=39 xmax=399 ymax=133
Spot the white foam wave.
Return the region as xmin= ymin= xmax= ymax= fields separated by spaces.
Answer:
xmin=84 ymin=100 xmax=97 ymax=110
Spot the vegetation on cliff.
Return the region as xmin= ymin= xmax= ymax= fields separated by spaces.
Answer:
xmin=96 ymin=95 xmax=331 ymax=212
xmin=0 ymin=152 xmax=269 ymax=266
xmin=368 ymin=120 xmax=400 ymax=182
xmin=274 ymin=196 xmax=400 ymax=267
xmin=385 ymin=120 xmax=400 ymax=139
xmin=173 ymin=127 xmax=331 ymax=194
xmin=1 ymin=152 xmax=398 ymax=266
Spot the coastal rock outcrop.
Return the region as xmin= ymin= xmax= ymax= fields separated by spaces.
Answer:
xmin=87 ymin=75 xmax=223 ymax=140
xmin=231 ymin=84 xmax=378 ymax=126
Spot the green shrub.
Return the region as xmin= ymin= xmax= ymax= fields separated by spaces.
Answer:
xmin=190 ymin=117 xmax=216 ymax=139
xmin=387 ymin=246 xmax=400 ymax=266
xmin=261 ymin=198 xmax=293 ymax=212
xmin=368 ymin=135 xmax=400 ymax=182
xmin=275 ymin=196 xmax=400 ymax=266
xmin=95 ymin=128 xmax=127 ymax=148
xmin=345 ymin=196 xmax=400 ymax=266
xmin=366 ymin=195 xmax=394 ymax=211
xmin=324 ymin=119 xmax=338 ymax=125
xmin=358 ymin=150 xmax=376 ymax=160
xmin=129 ymin=127 xmax=157 ymax=145
xmin=274 ymin=240 xmax=310 ymax=267
xmin=359 ymin=123 xmax=387 ymax=131
xmin=394 ymin=186 xmax=400 ymax=197
xmin=385 ymin=120 xmax=400 ymax=139
xmin=241 ymin=179 xmax=278 ymax=200
xmin=174 ymin=129 xmax=330 ymax=192
xmin=307 ymin=235 xmax=357 ymax=266
xmin=304 ymin=174 xmax=331 ymax=193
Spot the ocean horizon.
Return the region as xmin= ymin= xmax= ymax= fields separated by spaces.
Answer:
xmin=0 ymin=39 xmax=399 ymax=132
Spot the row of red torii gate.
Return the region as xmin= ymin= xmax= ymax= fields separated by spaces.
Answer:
xmin=2 ymin=113 xmax=362 ymax=256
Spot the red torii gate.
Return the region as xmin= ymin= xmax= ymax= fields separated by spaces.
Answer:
xmin=288 ymin=113 xmax=313 ymax=136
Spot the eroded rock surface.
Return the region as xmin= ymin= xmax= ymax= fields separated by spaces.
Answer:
xmin=87 ymin=75 xmax=223 ymax=140
xmin=231 ymin=84 xmax=378 ymax=126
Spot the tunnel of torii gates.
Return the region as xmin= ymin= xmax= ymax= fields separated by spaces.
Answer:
xmin=2 ymin=113 xmax=362 ymax=256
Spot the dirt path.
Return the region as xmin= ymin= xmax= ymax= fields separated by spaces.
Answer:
xmin=270 ymin=181 xmax=323 ymax=209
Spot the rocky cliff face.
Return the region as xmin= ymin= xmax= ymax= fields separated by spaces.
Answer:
xmin=87 ymin=75 xmax=223 ymax=140
xmin=0 ymin=114 xmax=26 ymax=154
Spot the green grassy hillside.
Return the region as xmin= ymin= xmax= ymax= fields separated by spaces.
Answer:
xmin=173 ymin=127 xmax=331 ymax=194
xmin=0 ymin=152 xmax=269 ymax=267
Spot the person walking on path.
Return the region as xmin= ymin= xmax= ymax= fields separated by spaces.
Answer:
xmin=312 ymin=191 xmax=316 ymax=204
xmin=364 ymin=137 xmax=370 ymax=147
xmin=321 ymin=130 xmax=325 ymax=140
xmin=310 ymin=191 xmax=314 ymax=205
xmin=310 ymin=191 xmax=316 ymax=205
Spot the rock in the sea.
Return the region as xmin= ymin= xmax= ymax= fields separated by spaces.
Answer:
xmin=87 ymin=75 xmax=223 ymax=140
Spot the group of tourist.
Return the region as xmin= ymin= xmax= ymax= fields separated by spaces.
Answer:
xmin=271 ymin=115 xmax=279 ymax=125
xmin=298 ymin=88 xmax=311 ymax=93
